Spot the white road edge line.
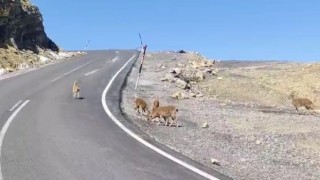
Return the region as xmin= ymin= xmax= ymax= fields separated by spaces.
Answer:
xmin=101 ymin=55 xmax=219 ymax=180
xmin=51 ymin=61 xmax=93 ymax=82
xmin=85 ymin=68 xmax=102 ymax=76
xmin=9 ymin=100 xmax=22 ymax=112
xmin=0 ymin=100 xmax=30 ymax=180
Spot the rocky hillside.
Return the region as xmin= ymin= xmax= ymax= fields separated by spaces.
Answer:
xmin=0 ymin=0 xmax=58 ymax=52
xmin=0 ymin=0 xmax=85 ymax=75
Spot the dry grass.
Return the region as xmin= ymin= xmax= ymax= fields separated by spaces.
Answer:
xmin=0 ymin=47 xmax=39 ymax=71
xmin=200 ymin=62 xmax=320 ymax=107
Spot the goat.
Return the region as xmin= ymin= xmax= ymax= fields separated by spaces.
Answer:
xmin=72 ymin=81 xmax=80 ymax=98
xmin=289 ymin=92 xmax=314 ymax=115
xmin=151 ymin=97 xmax=160 ymax=111
xmin=148 ymin=106 xmax=179 ymax=127
xmin=134 ymin=97 xmax=149 ymax=115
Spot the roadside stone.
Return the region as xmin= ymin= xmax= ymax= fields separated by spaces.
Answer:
xmin=175 ymin=79 xmax=188 ymax=89
xmin=39 ymin=55 xmax=50 ymax=63
xmin=211 ymin=69 xmax=220 ymax=75
xmin=196 ymin=93 xmax=204 ymax=98
xmin=210 ymin=158 xmax=221 ymax=166
xmin=0 ymin=68 xmax=6 ymax=75
xmin=255 ymin=140 xmax=262 ymax=145
xmin=204 ymin=68 xmax=213 ymax=74
xmin=165 ymin=73 xmax=175 ymax=81
xmin=177 ymin=62 xmax=186 ymax=68
xmin=171 ymin=92 xmax=182 ymax=99
xmin=160 ymin=77 xmax=168 ymax=82
xmin=18 ymin=63 xmax=29 ymax=70
xmin=180 ymin=92 xmax=190 ymax=99
xmin=202 ymin=122 xmax=209 ymax=128
xmin=170 ymin=68 xmax=182 ymax=75
xmin=158 ymin=64 xmax=166 ymax=69
xmin=170 ymin=77 xmax=179 ymax=83
xmin=5 ymin=67 xmax=14 ymax=72
xmin=206 ymin=61 xmax=215 ymax=67
xmin=191 ymin=62 xmax=203 ymax=69
xmin=190 ymin=92 xmax=197 ymax=97
xmin=196 ymin=71 xmax=205 ymax=81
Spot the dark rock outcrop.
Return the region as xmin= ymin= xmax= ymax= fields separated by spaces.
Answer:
xmin=0 ymin=0 xmax=59 ymax=52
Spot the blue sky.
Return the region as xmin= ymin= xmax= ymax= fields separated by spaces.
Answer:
xmin=32 ymin=0 xmax=320 ymax=61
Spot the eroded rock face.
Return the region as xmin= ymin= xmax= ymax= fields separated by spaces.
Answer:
xmin=0 ymin=0 xmax=59 ymax=52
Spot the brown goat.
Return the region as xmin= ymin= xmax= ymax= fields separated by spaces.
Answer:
xmin=148 ymin=106 xmax=179 ymax=127
xmin=149 ymin=98 xmax=161 ymax=123
xmin=151 ymin=98 xmax=160 ymax=111
xmin=289 ymin=93 xmax=314 ymax=114
xmin=134 ymin=97 xmax=149 ymax=115
xmin=72 ymin=81 xmax=80 ymax=98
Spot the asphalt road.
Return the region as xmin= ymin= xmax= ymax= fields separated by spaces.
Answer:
xmin=0 ymin=50 xmax=228 ymax=180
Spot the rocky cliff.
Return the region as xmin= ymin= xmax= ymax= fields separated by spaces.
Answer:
xmin=0 ymin=0 xmax=59 ymax=52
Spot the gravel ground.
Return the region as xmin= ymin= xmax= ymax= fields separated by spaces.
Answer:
xmin=121 ymin=52 xmax=320 ymax=180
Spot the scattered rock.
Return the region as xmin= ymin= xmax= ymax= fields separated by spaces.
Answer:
xmin=202 ymin=122 xmax=209 ymax=128
xmin=211 ymin=69 xmax=220 ymax=75
xmin=217 ymin=77 xmax=223 ymax=80
xmin=18 ymin=63 xmax=30 ymax=70
xmin=210 ymin=158 xmax=221 ymax=166
xmin=158 ymin=64 xmax=166 ymax=69
xmin=179 ymin=74 xmax=192 ymax=83
xmin=39 ymin=55 xmax=50 ymax=63
xmin=255 ymin=140 xmax=262 ymax=145
xmin=191 ymin=62 xmax=204 ymax=69
xmin=0 ymin=68 xmax=6 ymax=75
xmin=196 ymin=93 xmax=204 ymax=98
xmin=180 ymin=92 xmax=190 ymax=99
xmin=5 ymin=67 xmax=14 ymax=72
xmin=171 ymin=92 xmax=182 ymax=99
xmin=206 ymin=61 xmax=215 ymax=67
xmin=204 ymin=68 xmax=213 ymax=74
xmin=171 ymin=91 xmax=190 ymax=99
xmin=178 ymin=50 xmax=187 ymax=54
xmin=196 ymin=71 xmax=205 ymax=81
xmin=165 ymin=73 xmax=176 ymax=81
xmin=175 ymin=79 xmax=188 ymax=89
xmin=190 ymin=92 xmax=197 ymax=98
xmin=170 ymin=68 xmax=182 ymax=75
xmin=177 ymin=62 xmax=186 ymax=68
xmin=160 ymin=77 xmax=168 ymax=82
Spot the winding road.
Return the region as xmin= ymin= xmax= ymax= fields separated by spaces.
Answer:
xmin=0 ymin=50 xmax=229 ymax=180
